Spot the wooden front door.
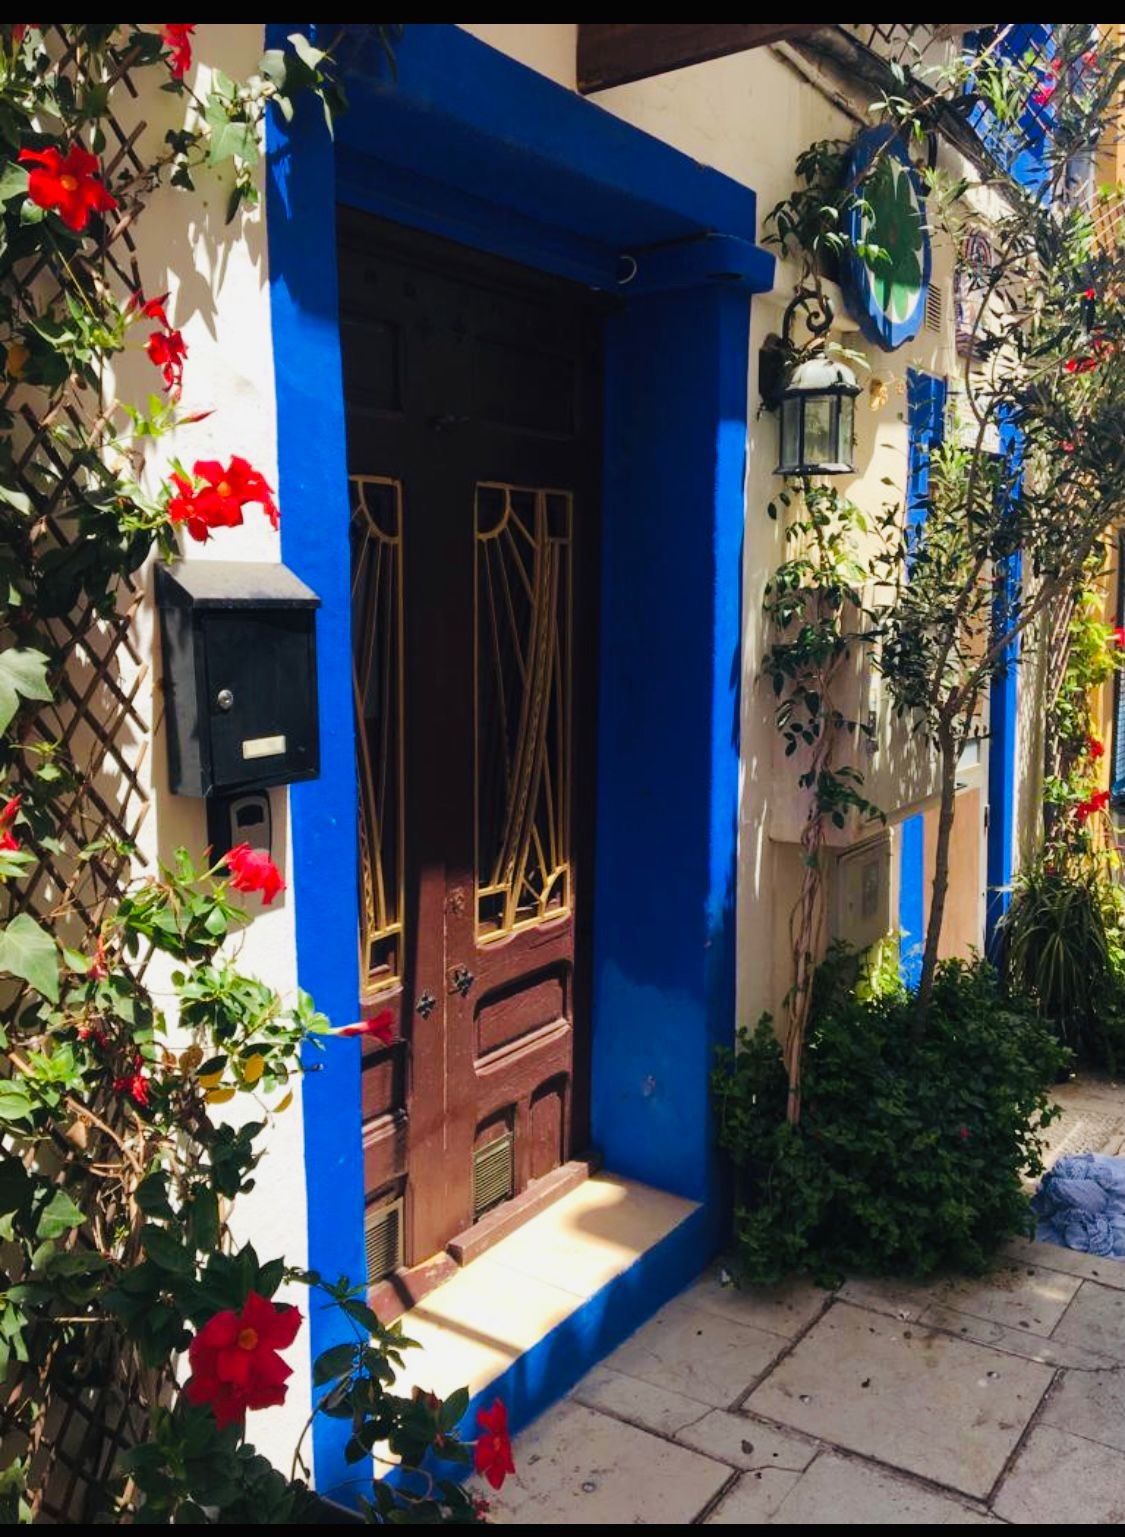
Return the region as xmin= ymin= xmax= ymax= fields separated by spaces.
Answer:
xmin=338 ymin=210 xmax=602 ymax=1278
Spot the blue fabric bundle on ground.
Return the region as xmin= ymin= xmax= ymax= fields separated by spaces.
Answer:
xmin=1032 ymin=1153 xmax=1125 ymax=1258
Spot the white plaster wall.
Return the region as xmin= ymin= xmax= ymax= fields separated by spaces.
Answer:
xmin=118 ymin=23 xmax=310 ymax=1471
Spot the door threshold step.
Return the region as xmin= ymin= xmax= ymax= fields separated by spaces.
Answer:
xmin=448 ymin=1156 xmax=599 ymax=1267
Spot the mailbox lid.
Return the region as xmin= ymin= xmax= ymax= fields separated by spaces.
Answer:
xmin=203 ymin=609 xmax=319 ymax=791
xmin=156 ymin=561 xmax=320 ymax=611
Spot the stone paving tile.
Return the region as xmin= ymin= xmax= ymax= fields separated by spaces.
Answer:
xmin=920 ymin=1302 xmax=1115 ymax=1370
xmin=1003 ymin=1235 xmax=1125 ymax=1291
xmin=835 ymin=1276 xmax=935 ymax=1321
xmin=571 ymin=1364 xmax=709 ymax=1436
xmin=1039 ymin=1362 xmax=1125 ymax=1452
xmin=746 ymin=1302 xmax=1053 ymax=1498
xmin=723 ymin=1451 xmax=994 ymax=1525
xmin=702 ymin=1467 xmax=803 ymax=1523
xmin=674 ymin=1408 xmax=817 ymax=1472
xmin=603 ymin=1296 xmax=788 ymax=1408
xmin=1051 ymin=1279 xmax=1125 ymax=1359
xmin=926 ymin=1260 xmax=1081 ymax=1335
xmin=681 ymin=1269 xmax=830 ymax=1338
xmin=478 ymin=1399 xmax=730 ymax=1525
xmin=992 ymin=1424 xmax=1125 ymax=1524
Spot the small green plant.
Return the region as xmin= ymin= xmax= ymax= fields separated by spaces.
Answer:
xmin=713 ymin=955 xmax=1066 ymax=1286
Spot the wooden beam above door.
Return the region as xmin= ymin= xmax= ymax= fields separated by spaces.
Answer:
xmin=577 ymin=23 xmax=828 ymax=95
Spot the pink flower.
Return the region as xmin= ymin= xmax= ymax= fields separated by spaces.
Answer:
xmin=223 ymin=842 xmax=285 ymax=905
xmin=334 ymin=1009 xmax=395 ymax=1043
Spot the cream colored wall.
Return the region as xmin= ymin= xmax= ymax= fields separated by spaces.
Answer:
xmin=120 ymin=24 xmax=310 ymax=1473
xmin=460 ymin=22 xmax=577 ymax=88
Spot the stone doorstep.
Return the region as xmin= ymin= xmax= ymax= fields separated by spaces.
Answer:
xmin=388 ymin=1172 xmax=699 ymax=1405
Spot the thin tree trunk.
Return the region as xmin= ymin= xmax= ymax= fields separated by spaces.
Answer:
xmin=917 ymin=724 xmax=958 ymax=1011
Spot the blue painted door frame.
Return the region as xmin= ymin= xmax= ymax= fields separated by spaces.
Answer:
xmin=266 ymin=23 xmax=773 ymax=1496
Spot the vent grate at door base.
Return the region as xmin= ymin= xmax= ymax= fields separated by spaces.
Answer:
xmin=925 ymin=283 xmax=944 ymax=333
xmin=473 ymin=1132 xmax=514 ymax=1221
xmin=365 ymin=1197 xmax=403 ymax=1283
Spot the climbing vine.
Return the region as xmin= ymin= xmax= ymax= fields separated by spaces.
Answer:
xmin=0 ymin=23 xmax=503 ymax=1525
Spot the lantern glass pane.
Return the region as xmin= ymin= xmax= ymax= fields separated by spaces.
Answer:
xmin=803 ymin=396 xmax=833 ymax=468
xmin=779 ymin=397 xmax=800 ymax=472
xmin=838 ymin=393 xmax=855 ymax=469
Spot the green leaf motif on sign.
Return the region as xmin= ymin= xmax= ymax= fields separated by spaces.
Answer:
xmin=863 ymin=156 xmax=923 ymax=324
xmin=0 ymin=914 xmax=59 ymax=1002
xmin=0 ymin=647 xmax=52 ymax=734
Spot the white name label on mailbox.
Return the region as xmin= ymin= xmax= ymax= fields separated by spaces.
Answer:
xmin=242 ymin=734 xmax=286 ymax=761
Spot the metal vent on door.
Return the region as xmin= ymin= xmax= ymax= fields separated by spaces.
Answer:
xmin=924 ymin=283 xmax=944 ymax=333
xmin=365 ymin=1197 xmax=403 ymax=1282
xmin=473 ymin=1132 xmax=514 ymax=1220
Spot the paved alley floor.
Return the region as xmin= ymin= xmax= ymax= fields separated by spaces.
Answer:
xmin=478 ymin=1078 xmax=1125 ymax=1524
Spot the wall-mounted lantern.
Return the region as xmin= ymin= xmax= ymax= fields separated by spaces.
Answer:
xmin=761 ymin=289 xmax=861 ymax=477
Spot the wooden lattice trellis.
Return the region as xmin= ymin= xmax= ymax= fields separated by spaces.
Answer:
xmin=1 ymin=29 xmax=164 ymax=1524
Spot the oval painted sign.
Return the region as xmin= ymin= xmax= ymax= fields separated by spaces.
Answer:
xmin=842 ymin=126 xmax=932 ymax=351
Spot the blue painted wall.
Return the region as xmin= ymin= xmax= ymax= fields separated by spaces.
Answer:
xmin=986 ymin=418 xmax=1024 ymax=952
xmin=593 ymin=285 xmax=747 ymax=1212
xmin=899 ymin=369 xmax=948 ymax=985
xmin=266 ymin=22 xmax=773 ymax=1499
xmin=265 ymin=79 xmax=367 ymax=1493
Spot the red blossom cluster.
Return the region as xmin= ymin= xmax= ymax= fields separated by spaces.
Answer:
xmin=19 ymin=143 xmax=116 ymax=232
xmin=161 ymin=23 xmax=195 ymax=79
xmin=167 ymin=457 xmax=279 ymax=542
xmin=334 ymin=1008 xmax=395 ymax=1043
xmin=1088 ymin=735 xmax=1106 ymax=761
xmin=1113 ymin=626 xmax=1125 ymax=649
xmin=1074 ymin=788 xmax=1110 ymax=825
xmin=0 ymin=792 xmax=20 ymax=853
xmin=223 ymin=842 xmax=285 ymax=905
xmin=132 ymin=291 xmax=188 ymax=395
xmin=185 ymin=1291 xmax=301 ymax=1429
xmin=113 ymin=1052 xmax=151 ymax=1107
xmin=474 ymin=1399 xmax=516 ymax=1490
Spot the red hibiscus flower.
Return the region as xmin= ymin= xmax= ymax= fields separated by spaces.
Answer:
xmin=1088 ymin=736 xmax=1106 ymax=761
xmin=184 ymin=1291 xmax=302 ymax=1430
xmin=146 ymin=326 xmax=187 ymax=393
xmin=335 ymin=1009 xmax=395 ymax=1043
xmin=474 ymin=1399 xmax=516 ymax=1491
xmin=161 ymin=24 xmax=195 ymax=80
xmin=167 ymin=469 xmax=212 ymax=543
xmin=19 ymin=143 xmax=117 ymax=232
xmin=1113 ymin=626 xmax=1125 ymax=649
xmin=193 ymin=456 xmax=279 ymax=532
xmin=113 ymin=1067 xmax=150 ymax=1107
xmin=223 ymin=842 xmax=285 ymax=905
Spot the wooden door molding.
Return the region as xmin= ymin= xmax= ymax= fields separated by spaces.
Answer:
xmin=577 ymin=23 xmax=827 ymax=95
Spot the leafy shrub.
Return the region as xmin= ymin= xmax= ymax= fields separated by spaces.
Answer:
xmin=713 ymin=956 xmax=1066 ymax=1286
xmin=1000 ymin=853 xmax=1125 ymax=1071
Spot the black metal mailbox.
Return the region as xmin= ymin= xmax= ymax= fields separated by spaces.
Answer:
xmin=156 ymin=562 xmax=321 ymax=797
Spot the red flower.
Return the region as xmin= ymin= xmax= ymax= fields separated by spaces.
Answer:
xmin=184 ymin=1291 xmax=302 ymax=1430
xmin=474 ymin=1399 xmax=515 ymax=1491
xmin=78 ymin=1023 xmax=110 ymax=1049
xmin=1 ymin=793 xmax=21 ymax=825
xmin=1113 ymin=626 xmax=1125 ymax=649
xmin=1075 ymin=789 xmax=1111 ymax=825
xmin=223 ymin=842 xmax=285 ymax=905
xmin=19 ymin=143 xmax=117 ymax=232
xmin=146 ymin=327 xmax=187 ymax=393
xmin=167 ymin=469 xmax=212 ymax=543
xmin=87 ymin=935 xmax=109 ymax=981
xmin=1065 ymin=356 xmax=1098 ymax=375
xmin=0 ymin=830 xmax=18 ymax=852
xmin=161 ymin=24 xmax=195 ymax=79
xmin=1088 ymin=736 xmax=1106 ymax=761
xmin=1062 ymin=440 xmax=1076 ymax=452
xmin=335 ymin=1009 xmax=395 ymax=1043
xmin=1031 ymin=81 xmax=1056 ymax=108
xmin=113 ymin=1068 xmax=150 ymax=1107
xmin=193 ymin=456 xmax=279 ymax=532
xmin=1084 ymin=286 xmax=1097 ymax=300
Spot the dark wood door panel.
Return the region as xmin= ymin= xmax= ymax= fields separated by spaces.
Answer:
xmin=339 ymin=208 xmax=602 ymax=1271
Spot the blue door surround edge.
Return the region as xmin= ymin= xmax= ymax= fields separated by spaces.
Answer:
xmin=266 ymin=22 xmax=774 ymax=1499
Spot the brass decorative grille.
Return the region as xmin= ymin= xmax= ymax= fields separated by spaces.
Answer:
xmin=351 ymin=476 xmax=405 ymax=993
xmin=475 ymin=483 xmax=572 ymax=939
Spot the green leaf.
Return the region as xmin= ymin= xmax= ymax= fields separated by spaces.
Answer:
xmin=0 ymin=914 xmax=59 ymax=1002
xmin=288 ymin=31 xmax=326 ymax=70
xmin=0 ymin=1082 xmax=33 ymax=1125
xmin=313 ymin=1341 xmax=356 ymax=1385
xmin=141 ymin=1223 xmax=193 ymax=1274
xmin=37 ymin=1187 xmax=83 ymax=1239
xmin=439 ymin=1385 xmax=469 ymax=1432
xmin=0 ymin=162 xmax=27 ymax=202
xmin=0 ymin=648 xmax=52 ymax=734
